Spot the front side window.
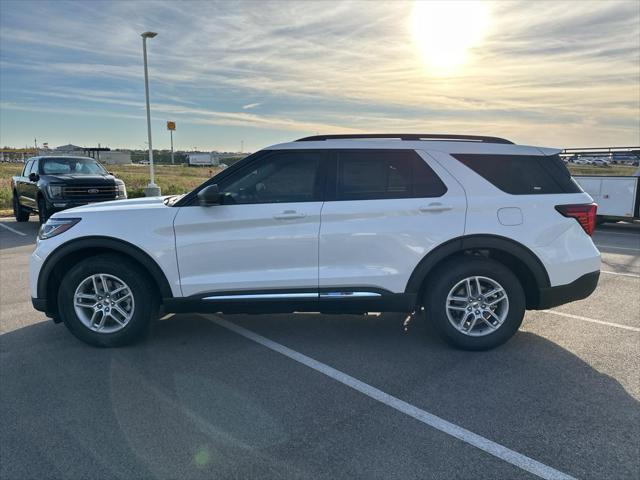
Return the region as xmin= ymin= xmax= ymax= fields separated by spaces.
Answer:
xmin=217 ymin=151 xmax=323 ymax=204
xmin=40 ymin=157 xmax=107 ymax=175
xmin=23 ymin=160 xmax=34 ymax=176
xmin=335 ymin=150 xmax=447 ymax=200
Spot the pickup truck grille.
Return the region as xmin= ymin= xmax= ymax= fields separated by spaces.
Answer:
xmin=62 ymin=185 xmax=117 ymax=199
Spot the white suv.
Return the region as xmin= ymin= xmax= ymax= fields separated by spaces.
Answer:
xmin=30 ymin=134 xmax=601 ymax=350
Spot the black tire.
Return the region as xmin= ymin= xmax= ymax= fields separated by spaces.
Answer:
xmin=12 ymin=192 xmax=29 ymax=222
xmin=423 ymin=257 xmax=525 ymax=351
xmin=57 ymin=254 xmax=159 ymax=347
xmin=37 ymin=197 xmax=51 ymax=224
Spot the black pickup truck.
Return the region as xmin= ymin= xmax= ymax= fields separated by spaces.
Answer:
xmin=11 ymin=156 xmax=127 ymax=223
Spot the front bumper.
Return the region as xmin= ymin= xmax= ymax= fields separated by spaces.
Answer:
xmin=536 ymin=271 xmax=600 ymax=309
xmin=49 ymin=198 xmax=119 ymax=210
xmin=31 ymin=297 xmax=48 ymax=312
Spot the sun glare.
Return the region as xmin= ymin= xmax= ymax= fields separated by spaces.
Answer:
xmin=411 ymin=0 xmax=491 ymax=73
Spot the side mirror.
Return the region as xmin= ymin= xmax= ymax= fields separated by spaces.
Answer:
xmin=29 ymin=173 xmax=39 ymax=182
xmin=197 ymin=184 xmax=223 ymax=206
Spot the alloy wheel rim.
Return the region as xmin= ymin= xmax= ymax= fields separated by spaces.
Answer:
xmin=445 ymin=276 xmax=509 ymax=337
xmin=73 ymin=273 xmax=135 ymax=333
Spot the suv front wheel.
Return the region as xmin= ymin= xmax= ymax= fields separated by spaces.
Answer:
xmin=423 ymin=257 xmax=525 ymax=350
xmin=57 ymin=254 xmax=159 ymax=347
xmin=12 ymin=192 xmax=29 ymax=222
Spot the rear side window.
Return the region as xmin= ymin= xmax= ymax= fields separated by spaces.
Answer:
xmin=452 ymin=153 xmax=582 ymax=194
xmin=335 ymin=150 xmax=447 ymax=200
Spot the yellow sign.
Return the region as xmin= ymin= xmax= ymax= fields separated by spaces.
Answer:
xmin=167 ymin=121 xmax=176 ymax=131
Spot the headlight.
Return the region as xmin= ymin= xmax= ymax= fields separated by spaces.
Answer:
xmin=116 ymin=182 xmax=127 ymax=199
xmin=47 ymin=184 xmax=64 ymax=198
xmin=38 ymin=218 xmax=81 ymax=240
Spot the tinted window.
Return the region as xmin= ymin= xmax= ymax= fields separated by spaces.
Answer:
xmin=452 ymin=154 xmax=582 ymax=195
xmin=217 ymin=151 xmax=323 ymax=204
xmin=40 ymin=157 xmax=107 ymax=175
xmin=335 ymin=150 xmax=446 ymax=200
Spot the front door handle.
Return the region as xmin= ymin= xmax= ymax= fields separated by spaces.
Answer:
xmin=419 ymin=203 xmax=453 ymax=213
xmin=273 ymin=210 xmax=306 ymax=220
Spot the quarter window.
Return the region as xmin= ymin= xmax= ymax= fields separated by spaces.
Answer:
xmin=217 ymin=151 xmax=324 ymax=204
xmin=335 ymin=150 xmax=446 ymax=200
xmin=452 ymin=154 xmax=582 ymax=194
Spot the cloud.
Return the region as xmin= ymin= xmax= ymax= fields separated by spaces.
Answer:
xmin=0 ymin=0 xmax=638 ymax=147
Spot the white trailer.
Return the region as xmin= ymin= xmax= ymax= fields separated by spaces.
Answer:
xmin=188 ymin=152 xmax=213 ymax=166
xmin=574 ymin=174 xmax=640 ymax=222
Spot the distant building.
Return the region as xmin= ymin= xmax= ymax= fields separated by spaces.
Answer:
xmin=53 ymin=144 xmax=84 ymax=154
xmin=37 ymin=144 xmax=131 ymax=165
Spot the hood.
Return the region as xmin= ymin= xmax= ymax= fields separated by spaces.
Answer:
xmin=55 ymin=196 xmax=170 ymax=216
xmin=43 ymin=174 xmax=118 ymax=185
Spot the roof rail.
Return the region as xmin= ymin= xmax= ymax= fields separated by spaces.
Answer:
xmin=295 ymin=134 xmax=514 ymax=144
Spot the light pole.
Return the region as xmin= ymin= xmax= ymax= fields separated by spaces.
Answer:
xmin=141 ymin=31 xmax=161 ymax=196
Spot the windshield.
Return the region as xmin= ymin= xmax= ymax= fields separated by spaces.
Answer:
xmin=40 ymin=157 xmax=108 ymax=175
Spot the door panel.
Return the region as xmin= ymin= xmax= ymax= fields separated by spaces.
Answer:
xmin=173 ymin=149 xmax=327 ymax=297
xmin=18 ymin=160 xmax=37 ymax=208
xmin=319 ymin=150 xmax=466 ymax=293
xmin=174 ymin=202 xmax=323 ymax=296
xmin=26 ymin=160 xmax=39 ymax=208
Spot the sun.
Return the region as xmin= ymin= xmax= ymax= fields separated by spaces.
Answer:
xmin=411 ymin=0 xmax=491 ymax=73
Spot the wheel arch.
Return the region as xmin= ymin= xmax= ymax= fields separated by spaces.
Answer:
xmin=405 ymin=234 xmax=550 ymax=309
xmin=38 ymin=236 xmax=174 ymax=316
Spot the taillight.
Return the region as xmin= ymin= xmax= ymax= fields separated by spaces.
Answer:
xmin=555 ymin=203 xmax=597 ymax=236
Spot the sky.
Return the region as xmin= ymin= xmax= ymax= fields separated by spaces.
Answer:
xmin=0 ymin=0 xmax=639 ymax=152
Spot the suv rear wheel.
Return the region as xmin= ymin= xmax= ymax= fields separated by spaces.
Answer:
xmin=57 ymin=254 xmax=159 ymax=347
xmin=423 ymin=257 xmax=525 ymax=350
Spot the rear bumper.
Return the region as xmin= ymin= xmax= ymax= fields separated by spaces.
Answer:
xmin=535 ymin=271 xmax=599 ymax=309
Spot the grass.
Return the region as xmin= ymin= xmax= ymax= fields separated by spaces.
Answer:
xmin=0 ymin=161 xmax=636 ymax=217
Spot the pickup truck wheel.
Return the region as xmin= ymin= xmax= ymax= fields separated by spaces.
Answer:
xmin=37 ymin=197 xmax=51 ymax=223
xmin=57 ymin=254 xmax=159 ymax=347
xmin=12 ymin=192 xmax=29 ymax=222
xmin=423 ymin=257 xmax=525 ymax=351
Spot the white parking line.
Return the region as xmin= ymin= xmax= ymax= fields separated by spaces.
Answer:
xmin=601 ymin=270 xmax=640 ymax=279
xmin=595 ymin=244 xmax=640 ymax=252
xmin=0 ymin=222 xmax=27 ymax=236
xmin=543 ymin=310 xmax=640 ymax=332
xmin=208 ymin=316 xmax=576 ymax=480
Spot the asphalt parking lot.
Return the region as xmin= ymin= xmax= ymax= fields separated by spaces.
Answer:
xmin=1 ymin=218 xmax=638 ymax=480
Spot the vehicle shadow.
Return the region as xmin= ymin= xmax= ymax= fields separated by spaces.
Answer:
xmin=1 ymin=314 xmax=638 ymax=480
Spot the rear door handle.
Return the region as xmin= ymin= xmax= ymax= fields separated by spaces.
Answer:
xmin=273 ymin=210 xmax=306 ymax=220
xmin=419 ymin=203 xmax=453 ymax=213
